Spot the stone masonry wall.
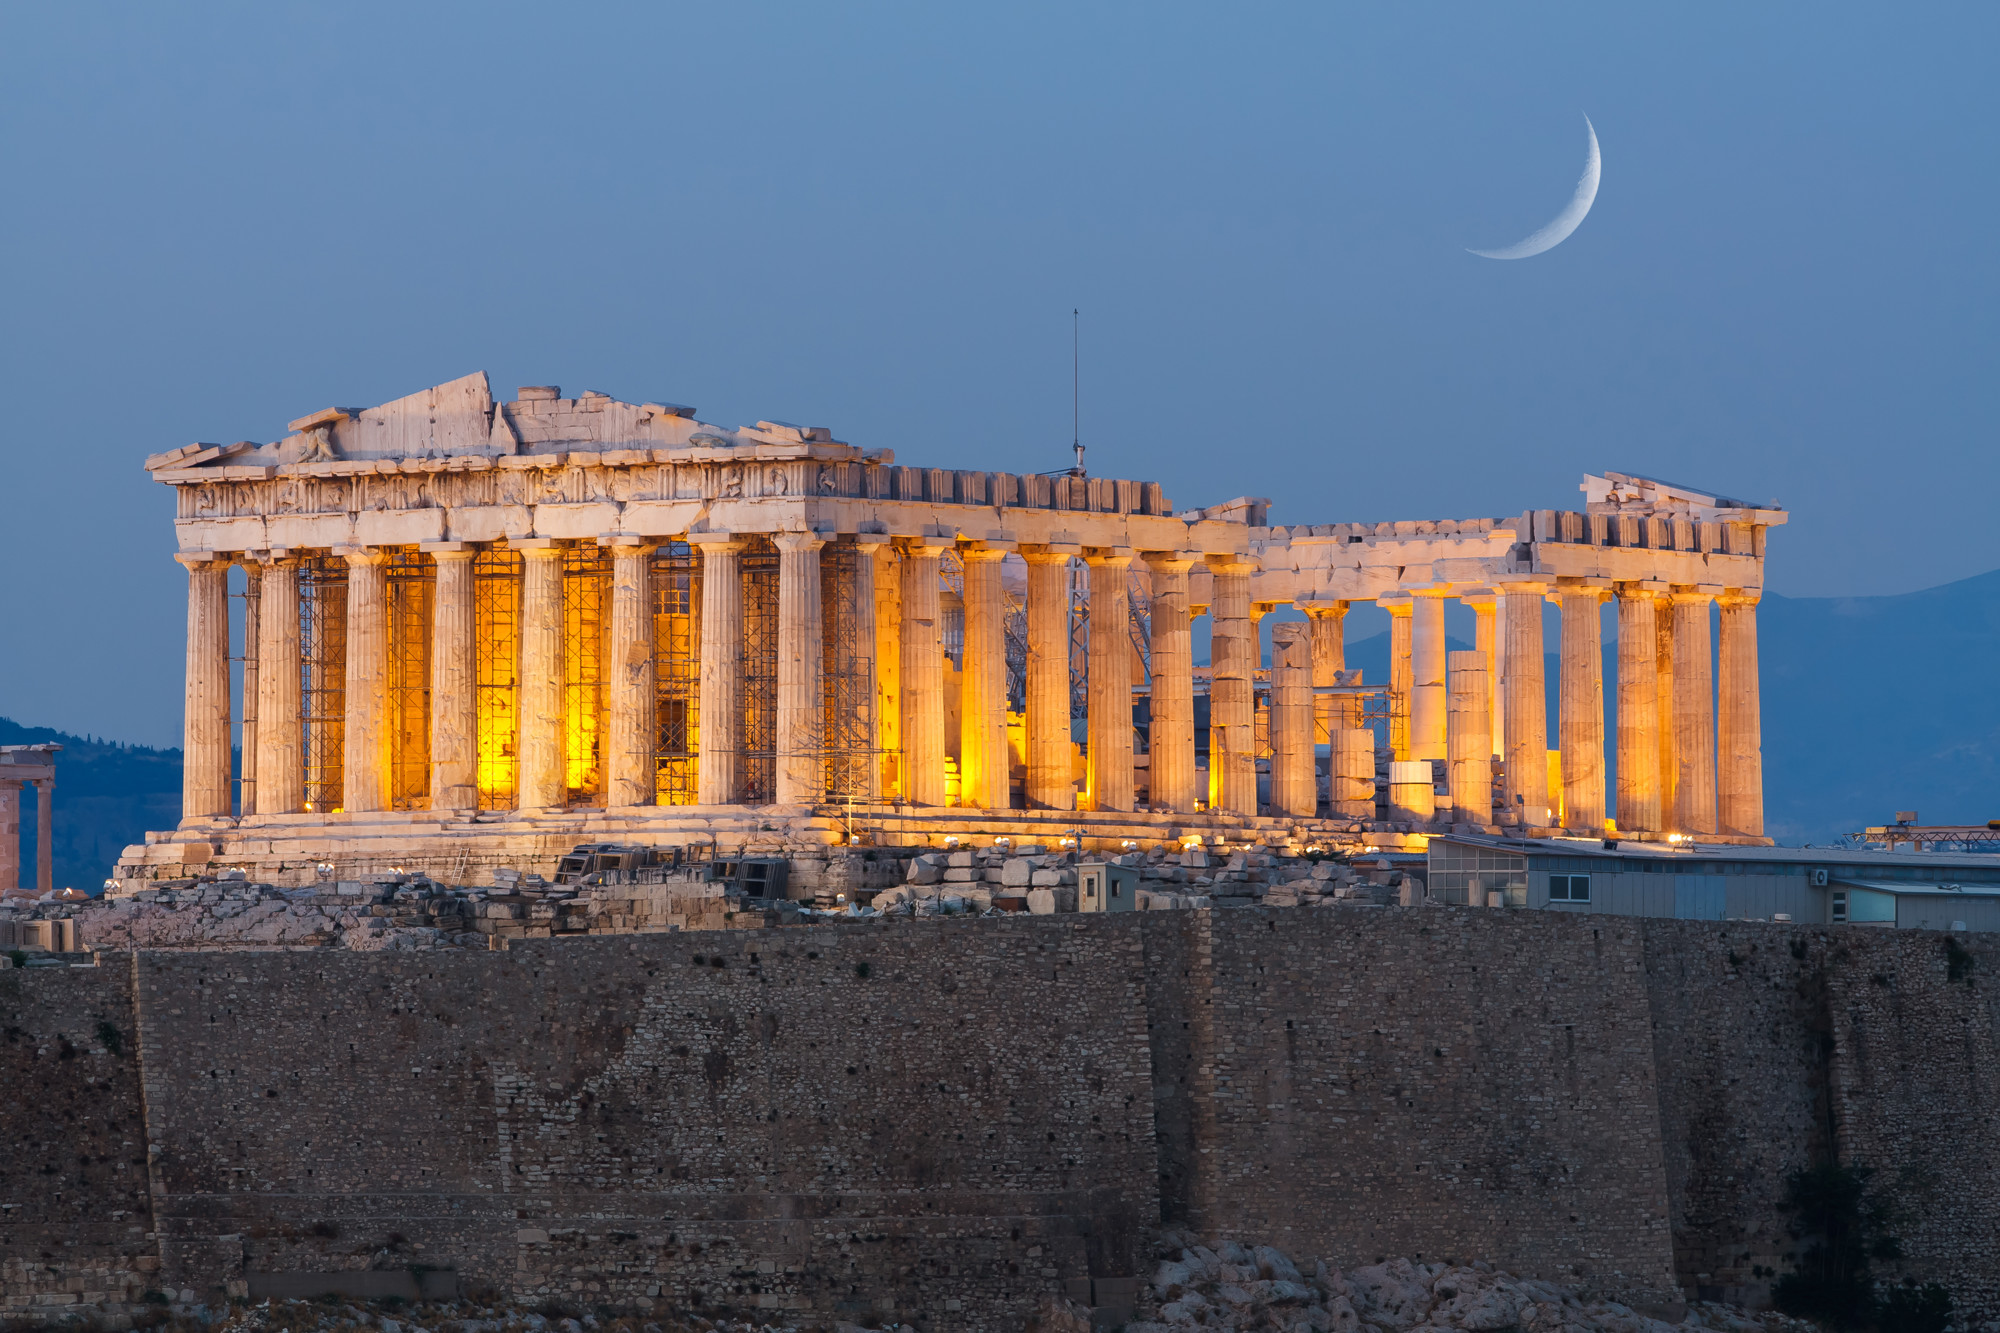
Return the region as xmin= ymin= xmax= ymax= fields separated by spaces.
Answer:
xmin=0 ymin=961 xmax=160 ymax=1310
xmin=1170 ymin=908 xmax=1683 ymax=1309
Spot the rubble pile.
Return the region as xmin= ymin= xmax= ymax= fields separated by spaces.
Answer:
xmin=1124 ymin=1239 xmax=1811 ymax=1333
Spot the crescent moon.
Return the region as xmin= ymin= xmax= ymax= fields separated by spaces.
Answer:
xmin=1470 ymin=114 xmax=1600 ymax=260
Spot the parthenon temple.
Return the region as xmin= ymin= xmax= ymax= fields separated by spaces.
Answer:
xmin=115 ymin=372 xmax=1782 ymax=885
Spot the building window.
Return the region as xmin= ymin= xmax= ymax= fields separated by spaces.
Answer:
xmin=1831 ymin=891 xmax=1848 ymax=924
xmin=1549 ymin=874 xmax=1592 ymax=903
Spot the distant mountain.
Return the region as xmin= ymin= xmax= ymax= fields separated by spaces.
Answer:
xmin=6 ymin=570 xmax=1995 ymax=884
xmin=0 ymin=719 xmax=180 ymax=893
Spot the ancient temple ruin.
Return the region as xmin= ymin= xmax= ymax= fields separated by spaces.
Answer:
xmin=113 ymin=372 xmax=1782 ymax=886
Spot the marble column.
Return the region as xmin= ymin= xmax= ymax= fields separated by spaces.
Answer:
xmin=1024 ymin=548 xmax=1076 ymax=810
xmin=1718 ymin=593 xmax=1764 ymax=839
xmin=1269 ymin=622 xmax=1314 ymax=818
xmin=1446 ymin=649 xmax=1493 ymax=826
xmin=1614 ymin=587 xmax=1662 ymax=833
xmin=240 ymin=563 xmax=260 ymax=819
xmin=606 ymin=539 xmax=659 ymax=809
xmin=1301 ymin=601 xmax=1352 ymax=737
xmin=514 ymin=542 xmax=566 ymax=810
xmin=1655 ymin=594 xmax=1677 ymax=826
xmin=1499 ymin=583 xmax=1550 ymax=826
xmin=1207 ymin=558 xmax=1257 ymax=815
xmin=774 ymin=531 xmax=826 ymax=806
xmin=1410 ymin=592 xmax=1448 ymax=762
xmin=870 ymin=540 xmax=901 ymax=800
xmin=1382 ymin=597 xmax=1413 ymax=761
xmin=960 ymin=546 xmax=1011 ymax=810
xmin=426 ymin=546 xmax=479 ymax=812
xmin=339 ymin=548 xmax=392 ymax=814
xmin=0 ymin=784 xmax=17 ymax=890
xmin=693 ymin=537 xmax=745 ymax=805
xmin=900 ymin=539 xmax=947 ymax=807
xmin=1086 ymin=550 xmax=1135 ymax=813
xmin=847 ymin=536 xmax=884 ymax=802
xmin=1558 ymin=586 xmax=1609 ymax=832
xmin=1144 ymin=553 xmax=1198 ymax=813
xmin=254 ymin=554 xmax=304 ymax=815
xmin=1671 ymin=590 xmax=1718 ymax=835
xmin=177 ymin=553 xmax=232 ymax=822
xmin=1462 ymin=592 xmax=1502 ymax=756
xmin=34 ymin=779 xmax=52 ymax=895
xmin=1330 ymin=730 xmax=1376 ymax=820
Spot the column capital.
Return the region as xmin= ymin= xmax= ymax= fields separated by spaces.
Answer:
xmin=1204 ymin=553 xmax=1257 ymax=575
xmin=686 ymin=532 xmax=745 ymax=553
xmin=1084 ymin=547 xmax=1135 ymax=568
xmin=1617 ymin=579 xmax=1671 ymax=597
xmin=510 ymin=536 xmax=559 ymax=553
xmin=337 ymin=547 xmax=393 ymax=568
xmin=961 ymin=545 xmax=1010 ymax=564
xmin=173 ymin=551 xmax=221 ymax=569
xmin=1497 ymin=580 xmax=1550 ymax=596
xmin=1020 ymin=543 xmax=1080 ymax=562
xmin=599 ymin=534 xmax=661 ymax=553
xmin=1554 ymin=585 xmax=1613 ymax=606
xmin=772 ymin=530 xmax=826 ymax=554
xmin=420 ymin=541 xmax=472 ymax=555
xmin=1411 ymin=585 xmax=1456 ymax=599
xmin=1142 ymin=549 xmax=1202 ymax=573
xmin=1717 ymin=590 xmax=1761 ymax=608
xmin=850 ymin=531 xmax=894 ymax=549
xmin=898 ymin=534 xmax=955 ymax=554
xmin=1296 ymin=598 xmax=1350 ymax=617
xmin=1376 ymin=592 xmax=1414 ymax=614
xmin=1672 ymin=586 xmax=1718 ymax=605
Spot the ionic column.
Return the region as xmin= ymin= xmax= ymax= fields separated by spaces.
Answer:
xmin=960 ymin=545 xmax=1011 ymax=810
xmin=1499 ymin=582 xmax=1550 ymax=826
xmin=1207 ymin=558 xmax=1257 ymax=815
xmin=1300 ymin=600 xmax=1352 ymax=738
xmin=605 ymin=538 xmax=659 ymax=809
xmin=900 ymin=538 xmax=948 ymax=807
xmin=1718 ymin=592 xmax=1764 ymax=839
xmin=240 ymin=563 xmax=260 ymax=818
xmin=1380 ymin=595 xmax=1413 ymax=761
xmin=177 ymin=553 xmax=232 ymax=822
xmin=1085 ymin=550 xmax=1136 ymax=813
xmin=34 ymin=779 xmax=52 ymax=895
xmin=1023 ymin=547 xmax=1076 ymax=810
xmin=1614 ymin=586 xmax=1662 ymax=833
xmin=1144 ymin=553 xmax=1198 ymax=813
xmin=1558 ymin=585 xmax=1609 ymax=832
xmin=1410 ymin=591 xmax=1448 ymax=761
xmin=1655 ymin=594 xmax=1677 ymax=824
xmin=254 ymin=554 xmax=304 ymax=815
xmin=424 ymin=546 xmax=478 ymax=811
xmin=513 ymin=541 xmax=566 ymax=810
xmin=1461 ymin=591 xmax=1502 ymax=756
xmin=692 ymin=536 xmax=745 ymax=805
xmin=1269 ymin=622 xmax=1314 ymax=818
xmin=1446 ymin=649 xmax=1493 ymax=825
xmin=869 ymin=540 xmax=901 ymax=800
xmin=340 ymin=548 xmax=393 ymax=815
xmin=1671 ymin=589 xmax=1718 ymax=834
xmin=774 ymin=531 xmax=826 ymax=806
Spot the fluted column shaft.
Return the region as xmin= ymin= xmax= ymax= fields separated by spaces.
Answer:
xmin=960 ymin=547 xmax=1011 ymax=810
xmin=1084 ymin=553 xmax=1135 ymax=812
xmin=1718 ymin=595 xmax=1764 ymax=838
xmin=845 ymin=539 xmax=882 ymax=802
xmin=0 ymin=785 xmax=17 ymax=891
xmin=1671 ymin=591 xmax=1717 ymax=834
xmin=1385 ymin=601 xmax=1413 ymax=761
xmin=1269 ymin=622 xmax=1314 ymax=818
xmin=1144 ymin=554 xmax=1197 ymax=812
xmin=1208 ymin=560 xmax=1257 ymax=815
xmin=34 ymin=780 xmax=51 ymax=895
xmin=1024 ymin=550 xmax=1075 ymax=810
xmin=1558 ymin=588 xmax=1608 ymax=831
xmin=870 ymin=542 xmax=901 ymax=800
xmin=900 ymin=541 xmax=947 ymax=807
xmin=694 ymin=538 xmax=745 ymax=805
xmin=1614 ymin=589 xmax=1662 ymax=833
xmin=513 ymin=544 xmax=566 ymax=810
xmin=254 ymin=556 xmax=304 ymax=815
xmin=1464 ymin=594 xmax=1502 ymax=756
xmin=605 ymin=541 xmax=659 ymax=809
xmin=240 ymin=564 xmax=260 ymax=817
xmin=426 ymin=548 xmax=478 ymax=811
xmin=1500 ymin=584 xmax=1550 ymax=826
xmin=178 ymin=554 xmax=232 ymax=821
xmin=775 ymin=532 xmax=826 ymax=806
xmin=341 ymin=549 xmax=392 ymax=815
xmin=1655 ymin=596 xmax=1677 ymax=823
xmin=1303 ymin=602 xmax=1353 ymax=737
xmin=1447 ymin=649 xmax=1493 ymax=825
xmin=1410 ymin=593 xmax=1448 ymax=762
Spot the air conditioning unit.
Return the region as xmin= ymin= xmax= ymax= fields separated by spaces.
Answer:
xmin=1810 ymin=868 xmax=1830 ymax=888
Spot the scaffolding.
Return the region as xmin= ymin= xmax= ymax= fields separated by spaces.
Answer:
xmin=386 ymin=548 xmax=434 ymax=810
xmin=821 ymin=541 xmax=874 ymax=801
xmin=738 ymin=538 xmax=780 ymax=804
xmin=298 ymin=554 xmax=347 ymax=814
xmin=473 ymin=548 xmax=522 ymax=810
xmin=562 ymin=545 xmax=611 ymax=808
xmin=652 ymin=541 xmax=701 ymax=805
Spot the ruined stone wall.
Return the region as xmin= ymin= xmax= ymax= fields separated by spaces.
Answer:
xmin=1169 ymin=908 xmax=1683 ymax=1309
xmin=1642 ymin=919 xmax=2000 ymax=1314
xmin=129 ymin=919 xmax=1161 ymax=1331
xmin=0 ymin=961 xmax=160 ymax=1310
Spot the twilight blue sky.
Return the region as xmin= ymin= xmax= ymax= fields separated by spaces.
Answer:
xmin=2 ymin=3 xmax=1994 ymax=747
